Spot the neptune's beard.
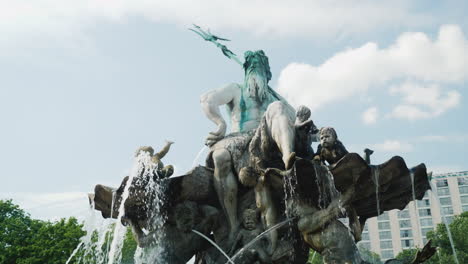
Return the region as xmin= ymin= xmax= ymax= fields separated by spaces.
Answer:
xmin=245 ymin=67 xmax=269 ymax=103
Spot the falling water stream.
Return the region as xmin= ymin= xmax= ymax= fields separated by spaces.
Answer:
xmin=107 ymin=152 xmax=154 ymax=264
xmin=66 ymin=151 xmax=168 ymax=264
xmin=65 ymin=241 xmax=84 ymax=264
xmin=409 ymin=171 xmax=422 ymax=246
xmin=429 ymin=181 xmax=460 ymax=264
xmin=192 ymin=145 xmax=208 ymax=167
xmin=310 ymin=251 xmax=317 ymax=263
xmin=191 ymin=230 xmax=235 ymax=264
xmin=104 ymin=191 xmax=116 ymax=261
xmin=225 ymin=217 xmax=296 ymax=264
xmin=373 ymin=166 xmax=380 ymax=216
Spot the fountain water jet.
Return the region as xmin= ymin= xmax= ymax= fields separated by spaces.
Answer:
xmin=227 ymin=217 xmax=296 ymax=264
xmin=192 ymin=229 xmax=235 ymax=264
xmin=429 ymin=181 xmax=459 ymax=264
xmin=107 ymin=152 xmax=155 ymax=264
xmin=410 ymin=171 xmax=422 ymax=246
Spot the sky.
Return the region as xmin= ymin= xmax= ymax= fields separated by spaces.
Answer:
xmin=0 ymin=0 xmax=467 ymax=221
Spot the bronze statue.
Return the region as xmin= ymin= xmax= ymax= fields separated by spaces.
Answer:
xmin=86 ymin=26 xmax=435 ymax=264
xmin=135 ymin=140 xmax=174 ymax=179
xmin=314 ymin=127 xmax=349 ymax=165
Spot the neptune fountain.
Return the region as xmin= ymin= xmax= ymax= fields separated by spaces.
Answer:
xmin=88 ymin=26 xmax=435 ymax=264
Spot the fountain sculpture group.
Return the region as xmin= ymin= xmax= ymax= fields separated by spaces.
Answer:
xmin=89 ymin=27 xmax=435 ymax=264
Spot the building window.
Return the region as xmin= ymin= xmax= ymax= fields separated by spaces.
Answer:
xmin=458 ymin=177 xmax=468 ymax=186
xmin=440 ymin=197 xmax=452 ymax=206
xmin=419 ymin=208 xmax=431 ymax=216
xmin=363 ymin=224 xmax=368 ymax=232
xmin=380 ymin=241 xmax=393 ymax=249
xmin=421 ymin=227 xmax=433 ymax=237
xmin=460 ymin=186 xmax=468 ymax=194
xmin=401 ymin=239 xmax=414 ymax=248
xmin=462 ymin=205 xmax=468 ymax=212
xmin=442 ymin=207 xmax=453 ymax=215
xmin=437 ymin=179 xmax=448 ymax=187
xmin=361 ymin=232 xmax=370 ymax=241
xmin=438 ymin=187 xmax=450 ymax=196
xmin=400 ymin=220 xmax=411 ymax=228
xmin=398 ymin=210 xmax=410 ymax=218
xmin=461 ymin=196 xmax=468 ymax=204
xmin=378 ymin=222 xmax=390 ymax=230
xmin=379 ymin=231 xmax=391 ymax=240
xmin=378 ymin=212 xmax=389 ymax=221
xmin=400 ymin=229 xmax=412 ymax=238
xmin=417 ymin=199 xmax=430 ymax=207
xmin=381 ymin=250 xmax=394 ymax=259
xmin=420 ymin=218 xmax=433 ymax=227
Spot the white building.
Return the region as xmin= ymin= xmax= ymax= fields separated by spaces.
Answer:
xmin=357 ymin=170 xmax=468 ymax=260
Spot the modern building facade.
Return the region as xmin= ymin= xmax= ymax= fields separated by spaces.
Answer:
xmin=356 ymin=170 xmax=468 ymax=260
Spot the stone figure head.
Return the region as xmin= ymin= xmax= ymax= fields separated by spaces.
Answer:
xmin=320 ymin=127 xmax=338 ymax=148
xmin=242 ymin=209 xmax=258 ymax=230
xmin=174 ymin=201 xmax=198 ymax=232
xmin=243 ymin=50 xmax=272 ymax=102
xmin=239 ymin=166 xmax=258 ymax=187
xmin=135 ymin=146 xmax=154 ymax=157
xmin=296 ymin=105 xmax=311 ymax=124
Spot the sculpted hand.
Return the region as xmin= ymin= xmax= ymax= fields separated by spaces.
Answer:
xmin=205 ymin=122 xmax=226 ymax=146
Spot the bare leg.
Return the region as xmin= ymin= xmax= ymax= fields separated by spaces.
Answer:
xmin=212 ymin=149 xmax=239 ymax=239
xmin=348 ymin=206 xmax=362 ymax=242
xmin=255 ymin=175 xmax=278 ymax=253
xmin=265 ymin=101 xmax=296 ymax=169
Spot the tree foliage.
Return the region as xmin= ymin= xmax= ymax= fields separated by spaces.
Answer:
xmin=0 ymin=199 xmax=85 ymax=264
xmin=396 ymin=211 xmax=468 ymax=264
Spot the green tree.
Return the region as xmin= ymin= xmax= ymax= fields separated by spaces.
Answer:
xmin=308 ymin=249 xmax=323 ymax=264
xmin=396 ymin=212 xmax=468 ymax=264
xmin=121 ymin=228 xmax=137 ymax=264
xmin=0 ymin=199 xmax=85 ymax=264
xmin=426 ymin=211 xmax=468 ymax=264
xmin=395 ymin=248 xmax=418 ymax=263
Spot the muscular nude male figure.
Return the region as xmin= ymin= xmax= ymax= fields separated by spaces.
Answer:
xmin=200 ymin=50 xmax=296 ymax=240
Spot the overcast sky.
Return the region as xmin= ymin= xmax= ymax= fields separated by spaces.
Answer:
xmin=0 ymin=0 xmax=467 ymax=220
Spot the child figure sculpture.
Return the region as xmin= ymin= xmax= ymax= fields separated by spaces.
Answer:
xmin=229 ymin=209 xmax=272 ymax=263
xmin=136 ymin=140 xmax=174 ymax=179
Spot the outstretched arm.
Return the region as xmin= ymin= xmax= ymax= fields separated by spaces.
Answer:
xmin=154 ymin=140 xmax=174 ymax=160
xmin=200 ymin=83 xmax=239 ymax=146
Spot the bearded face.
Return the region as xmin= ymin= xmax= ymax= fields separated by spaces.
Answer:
xmin=245 ymin=65 xmax=269 ymax=103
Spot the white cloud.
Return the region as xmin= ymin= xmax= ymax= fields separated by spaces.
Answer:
xmin=388 ymin=82 xmax=461 ymax=120
xmin=389 ymin=104 xmax=432 ymax=120
xmin=277 ymin=25 xmax=468 ymax=117
xmin=0 ymin=0 xmax=428 ymax=43
xmin=370 ymin=140 xmax=413 ymax=153
xmin=362 ymin=107 xmax=379 ymax=124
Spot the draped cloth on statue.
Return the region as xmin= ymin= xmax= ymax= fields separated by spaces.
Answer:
xmin=205 ymin=130 xmax=255 ymax=173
